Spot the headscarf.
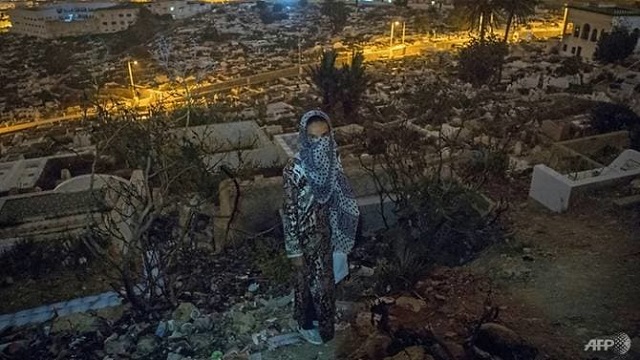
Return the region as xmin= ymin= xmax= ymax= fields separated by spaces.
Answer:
xmin=296 ymin=110 xmax=360 ymax=254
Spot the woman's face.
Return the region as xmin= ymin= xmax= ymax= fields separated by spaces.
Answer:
xmin=306 ymin=120 xmax=330 ymax=141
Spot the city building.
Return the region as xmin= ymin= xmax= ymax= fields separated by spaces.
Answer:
xmin=560 ymin=2 xmax=640 ymax=59
xmin=8 ymin=2 xmax=139 ymax=38
xmin=144 ymin=0 xmax=212 ymax=20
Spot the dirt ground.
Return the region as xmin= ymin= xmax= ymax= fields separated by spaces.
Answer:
xmin=266 ymin=179 xmax=640 ymax=360
xmin=0 ymin=262 xmax=115 ymax=314
xmin=464 ymin=183 xmax=640 ymax=359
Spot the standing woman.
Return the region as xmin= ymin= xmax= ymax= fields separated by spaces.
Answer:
xmin=282 ymin=110 xmax=360 ymax=345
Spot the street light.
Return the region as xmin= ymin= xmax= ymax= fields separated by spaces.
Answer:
xmin=298 ymin=38 xmax=302 ymax=76
xmin=127 ymin=60 xmax=138 ymax=100
xmin=389 ymin=21 xmax=406 ymax=58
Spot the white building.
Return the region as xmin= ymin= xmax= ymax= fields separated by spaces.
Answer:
xmin=560 ymin=3 xmax=640 ymax=59
xmin=145 ymin=0 xmax=212 ymax=20
xmin=8 ymin=2 xmax=139 ymax=38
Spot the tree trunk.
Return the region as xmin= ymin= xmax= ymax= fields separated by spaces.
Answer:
xmin=503 ymin=11 xmax=514 ymax=42
xmin=479 ymin=12 xmax=486 ymax=40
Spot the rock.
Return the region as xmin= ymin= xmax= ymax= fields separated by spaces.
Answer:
xmin=248 ymin=283 xmax=259 ymax=292
xmin=384 ymin=346 xmax=425 ymax=360
xmin=181 ymin=322 xmax=194 ymax=335
xmin=354 ymin=312 xmax=376 ymax=337
xmin=476 ymin=322 xmax=538 ymax=359
xmin=540 ymin=120 xmax=570 ymax=141
xmin=104 ymin=334 xmax=131 ymax=356
xmin=189 ymin=333 xmax=212 ymax=350
xmin=395 ymin=297 xmax=427 ymax=313
xmin=155 ymin=321 xmax=168 ymax=337
xmin=2 ymin=276 xmax=14 ymax=286
xmin=95 ymin=304 xmax=128 ymax=322
xmin=172 ymin=302 xmax=199 ymax=322
xmin=631 ymin=178 xmax=640 ymax=190
xmin=135 ymin=335 xmax=157 ymax=357
xmin=267 ymin=333 xmax=301 ymax=350
xmin=513 ymin=141 xmax=523 ymax=156
xmin=231 ymin=311 xmax=256 ymax=334
xmin=193 ymin=315 xmax=214 ymax=332
xmin=359 ymin=334 xmax=393 ymax=360
xmin=51 ymin=313 xmax=103 ymax=334
xmin=444 ymin=340 xmax=466 ymax=359
xmin=167 ymin=352 xmax=184 ymax=360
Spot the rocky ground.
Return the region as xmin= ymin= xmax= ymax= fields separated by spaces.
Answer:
xmin=1 ymin=179 xmax=639 ymax=359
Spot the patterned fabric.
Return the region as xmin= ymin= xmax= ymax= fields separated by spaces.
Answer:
xmin=281 ymin=110 xmax=361 ymax=343
xmin=292 ymin=208 xmax=335 ymax=342
xmin=296 ymin=110 xmax=360 ymax=254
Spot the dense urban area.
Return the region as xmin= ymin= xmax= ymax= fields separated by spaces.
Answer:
xmin=0 ymin=0 xmax=639 ymax=359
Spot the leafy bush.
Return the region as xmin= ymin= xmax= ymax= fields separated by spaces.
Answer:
xmin=374 ymin=179 xmax=505 ymax=294
xmin=589 ymin=102 xmax=640 ymax=150
xmin=457 ymin=37 xmax=509 ymax=87
xmin=0 ymin=237 xmax=100 ymax=279
xmin=590 ymin=102 xmax=639 ymax=133
xmin=594 ymin=27 xmax=640 ymax=64
xmin=251 ymin=237 xmax=293 ymax=286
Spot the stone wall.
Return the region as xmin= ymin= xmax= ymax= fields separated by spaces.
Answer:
xmin=213 ymin=165 xmax=396 ymax=252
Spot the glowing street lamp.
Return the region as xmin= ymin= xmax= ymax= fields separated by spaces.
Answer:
xmin=127 ymin=60 xmax=138 ymax=100
xmin=389 ymin=21 xmax=406 ymax=58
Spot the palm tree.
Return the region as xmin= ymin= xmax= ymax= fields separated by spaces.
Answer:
xmin=499 ymin=0 xmax=538 ymax=42
xmin=339 ymin=51 xmax=369 ymax=120
xmin=307 ymin=50 xmax=341 ymax=112
xmin=456 ymin=0 xmax=502 ymax=40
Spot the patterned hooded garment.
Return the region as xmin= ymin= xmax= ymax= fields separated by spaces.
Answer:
xmin=282 ymin=110 xmax=360 ymax=258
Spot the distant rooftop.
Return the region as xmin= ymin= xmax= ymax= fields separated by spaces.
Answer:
xmin=568 ymin=3 xmax=640 ymax=16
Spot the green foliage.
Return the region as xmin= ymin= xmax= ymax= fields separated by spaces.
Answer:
xmin=251 ymin=237 xmax=293 ymax=286
xmin=90 ymin=106 xmax=222 ymax=200
xmin=321 ymin=0 xmax=350 ymax=34
xmin=0 ymin=237 xmax=102 ymax=280
xmin=373 ymin=179 xmax=503 ymax=294
xmin=594 ymin=27 xmax=640 ymax=64
xmin=462 ymin=147 xmax=510 ymax=179
xmin=457 ymin=36 xmax=508 ymax=87
xmin=307 ymin=50 xmax=342 ymax=111
xmin=307 ymin=50 xmax=369 ymax=121
xmin=589 ymin=102 xmax=640 ymax=150
xmin=340 ymin=52 xmax=369 ymax=120
xmin=499 ymin=0 xmax=538 ymax=41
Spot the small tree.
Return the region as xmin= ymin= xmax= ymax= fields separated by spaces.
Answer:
xmin=457 ymin=36 xmax=508 ymax=87
xmin=307 ymin=50 xmax=342 ymax=112
xmin=499 ymin=0 xmax=538 ymax=42
xmin=589 ymin=102 xmax=640 ymax=150
xmin=307 ymin=50 xmax=369 ymax=121
xmin=339 ymin=51 xmax=369 ymax=121
xmin=321 ymin=0 xmax=350 ymax=34
xmin=594 ymin=27 xmax=640 ymax=64
xmin=87 ymin=105 xmax=228 ymax=316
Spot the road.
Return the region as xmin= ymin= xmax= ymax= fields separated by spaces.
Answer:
xmin=0 ymin=27 xmax=560 ymax=136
